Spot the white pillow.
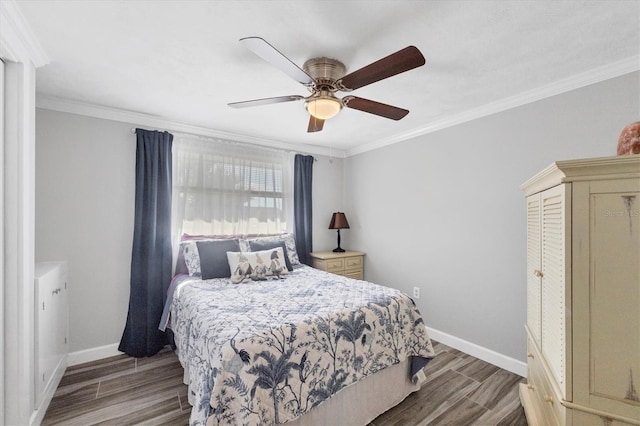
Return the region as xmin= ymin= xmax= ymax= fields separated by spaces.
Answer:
xmin=227 ymin=248 xmax=289 ymax=284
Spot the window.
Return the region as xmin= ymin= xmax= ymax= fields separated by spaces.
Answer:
xmin=172 ymin=135 xmax=293 ymax=241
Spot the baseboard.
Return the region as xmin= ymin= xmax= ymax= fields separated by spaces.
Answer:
xmin=67 ymin=343 xmax=122 ymax=366
xmin=426 ymin=326 xmax=527 ymax=377
xmin=64 ymin=330 xmax=526 ymax=378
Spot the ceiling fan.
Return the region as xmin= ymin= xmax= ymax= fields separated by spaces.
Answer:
xmin=228 ymin=37 xmax=426 ymax=133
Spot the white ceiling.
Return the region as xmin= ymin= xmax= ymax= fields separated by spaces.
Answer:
xmin=14 ymin=0 xmax=640 ymax=156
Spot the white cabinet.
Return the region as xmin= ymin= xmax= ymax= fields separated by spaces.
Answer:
xmin=520 ymin=155 xmax=640 ymax=426
xmin=34 ymin=261 xmax=68 ymax=407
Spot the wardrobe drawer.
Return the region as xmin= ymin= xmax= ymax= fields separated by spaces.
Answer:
xmin=527 ymin=337 xmax=567 ymax=425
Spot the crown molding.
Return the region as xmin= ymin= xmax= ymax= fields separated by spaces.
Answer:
xmin=36 ymin=56 xmax=638 ymax=159
xmin=346 ymin=57 xmax=640 ymax=157
xmin=0 ymin=0 xmax=49 ymax=66
xmin=520 ymin=154 xmax=640 ymax=196
xmin=36 ymin=95 xmax=346 ymax=158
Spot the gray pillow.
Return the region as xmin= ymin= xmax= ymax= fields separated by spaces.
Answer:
xmin=196 ymin=239 xmax=241 ymax=279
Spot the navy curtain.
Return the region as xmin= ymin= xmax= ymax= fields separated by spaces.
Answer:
xmin=119 ymin=129 xmax=173 ymax=357
xmin=294 ymin=154 xmax=314 ymax=265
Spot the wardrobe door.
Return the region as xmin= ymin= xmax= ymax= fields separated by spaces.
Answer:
xmin=526 ymin=193 xmax=542 ymax=348
xmin=540 ymin=184 xmax=572 ymax=399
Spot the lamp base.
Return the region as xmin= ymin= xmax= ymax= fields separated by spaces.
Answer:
xmin=332 ymin=228 xmax=345 ymax=253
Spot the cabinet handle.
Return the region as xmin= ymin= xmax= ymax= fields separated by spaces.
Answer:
xmin=527 ymin=352 xmax=534 ymax=359
xmin=533 ymin=269 xmax=544 ymax=278
xmin=544 ymin=395 xmax=554 ymax=404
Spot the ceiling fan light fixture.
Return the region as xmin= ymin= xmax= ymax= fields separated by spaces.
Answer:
xmin=306 ymin=93 xmax=342 ymax=120
xmin=232 ymin=38 xmax=426 ymax=132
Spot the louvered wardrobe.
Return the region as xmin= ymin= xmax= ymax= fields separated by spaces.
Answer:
xmin=519 ymin=154 xmax=640 ymax=426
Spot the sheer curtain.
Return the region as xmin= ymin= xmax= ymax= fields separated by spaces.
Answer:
xmin=172 ymin=135 xmax=293 ymax=246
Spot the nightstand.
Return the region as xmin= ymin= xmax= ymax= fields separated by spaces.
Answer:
xmin=309 ymin=251 xmax=365 ymax=280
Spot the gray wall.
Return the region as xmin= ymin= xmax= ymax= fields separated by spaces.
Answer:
xmin=343 ymin=72 xmax=639 ymax=361
xmin=36 ymin=112 xmax=135 ymax=352
xmin=35 ymin=109 xmax=344 ymax=352
xmin=310 ymin=155 xmax=345 ymax=252
xmin=35 ymin=72 xmax=639 ymax=361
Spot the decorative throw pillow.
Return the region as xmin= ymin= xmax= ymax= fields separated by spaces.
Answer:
xmin=196 ymin=239 xmax=241 ymax=280
xmin=248 ymin=233 xmax=300 ymax=265
xmin=227 ymin=248 xmax=289 ymax=284
xmin=181 ymin=241 xmax=202 ymax=276
xmin=248 ymin=240 xmax=293 ymax=271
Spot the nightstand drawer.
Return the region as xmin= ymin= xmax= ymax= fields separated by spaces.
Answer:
xmin=344 ymin=256 xmax=362 ymax=270
xmin=325 ymin=258 xmax=345 ymax=272
xmin=343 ymin=270 xmax=363 ymax=280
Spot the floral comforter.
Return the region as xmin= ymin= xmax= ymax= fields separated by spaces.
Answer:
xmin=163 ymin=265 xmax=435 ymax=426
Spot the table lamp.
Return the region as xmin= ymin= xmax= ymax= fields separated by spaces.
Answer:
xmin=329 ymin=212 xmax=350 ymax=252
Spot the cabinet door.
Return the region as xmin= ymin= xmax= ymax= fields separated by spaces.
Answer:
xmin=526 ymin=193 xmax=542 ymax=348
xmin=55 ymin=266 xmax=68 ymax=363
xmin=36 ymin=269 xmax=57 ymax=401
xmin=573 ymin=179 xmax=640 ymax=420
xmin=540 ymin=184 xmax=571 ymax=399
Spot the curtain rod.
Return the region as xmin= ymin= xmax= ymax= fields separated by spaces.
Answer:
xmin=130 ymin=127 xmax=318 ymax=161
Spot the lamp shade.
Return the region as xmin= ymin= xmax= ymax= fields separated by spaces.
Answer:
xmin=305 ymin=92 xmax=342 ymax=120
xmin=329 ymin=212 xmax=350 ymax=229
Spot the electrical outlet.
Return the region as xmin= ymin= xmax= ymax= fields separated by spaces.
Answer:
xmin=413 ymin=286 xmax=420 ymax=299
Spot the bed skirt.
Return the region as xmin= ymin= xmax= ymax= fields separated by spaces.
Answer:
xmin=182 ymin=357 xmax=423 ymax=426
xmin=287 ymin=357 xmax=422 ymax=425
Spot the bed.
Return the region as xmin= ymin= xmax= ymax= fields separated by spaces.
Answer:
xmin=160 ymin=234 xmax=435 ymax=426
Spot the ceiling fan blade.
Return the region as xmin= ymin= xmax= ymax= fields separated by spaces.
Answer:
xmin=228 ymin=95 xmax=304 ymax=108
xmin=240 ymin=37 xmax=314 ymax=86
xmin=307 ymin=115 xmax=324 ymax=132
xmin=343 ymin=96 xmax=409 ymax=120
xmin=338 ymin=46 xmax=425 ymax=91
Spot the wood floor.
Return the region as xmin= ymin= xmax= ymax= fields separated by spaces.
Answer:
xmin=42 ymin=340 xmax=528 ymax=426
xmin=371 ymin=341 xmax=528 ymax=426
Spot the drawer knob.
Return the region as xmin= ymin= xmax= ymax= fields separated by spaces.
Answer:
xmin=527 ymin=384 xmax=534 ymax=390
xmin=544 ymin=395 xmax=554 ymax=404
xmin=527 ymin=352 xmax=534 ymax=359
xmin=534 ymin=269 xmax=544 ymax=278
